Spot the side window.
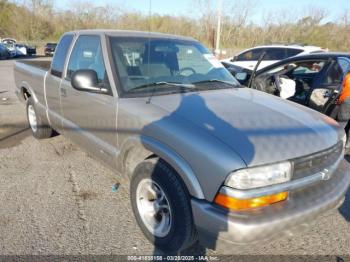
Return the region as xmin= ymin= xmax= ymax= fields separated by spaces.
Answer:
xmin=286 ymin=48 xmax=303 ymax=58
xmin=51 ymin=34 xmax=73 ymax=78
xmin=263 ymin=61 xmax=325 ymax=80
xmin=66 ymin=35 xmax=108 ymax=85
xmin=338 ymin=57 xmax=350 ymax=74
xmin=292 ymin=61 xmax=325 ymax=75
xmin=264 ymin=48 xmax=287 ymax=60
xmin=236 ymin=49 xmax=264 ymax=61
xmin=321 ymin=61 xmax=343 ymax=86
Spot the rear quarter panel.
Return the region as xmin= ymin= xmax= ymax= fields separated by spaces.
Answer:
xmin=14 ymin=61 xmax=48 ymax=119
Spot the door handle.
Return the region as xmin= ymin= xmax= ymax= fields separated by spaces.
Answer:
xmin=60 ymin=88 xmax=67 ymax=97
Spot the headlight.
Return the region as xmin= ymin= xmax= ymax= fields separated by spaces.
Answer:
xmin=225 ymin=161 xmax=293 ymax=190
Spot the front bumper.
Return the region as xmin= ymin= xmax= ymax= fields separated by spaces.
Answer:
xmin=191 ymin=159 xmax=350 ymax=250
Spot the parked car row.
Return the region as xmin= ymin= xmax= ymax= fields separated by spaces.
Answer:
xmin=0 ymin=38 xmax=37 ymax=58
xmin=14 ymin=30 xmax=350 ymax=253
xmin=0 ymin=39 xmax=58 ymax=59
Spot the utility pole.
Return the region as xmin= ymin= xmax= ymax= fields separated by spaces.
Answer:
xmin=215 ymin=0 xmax=223 ymax=57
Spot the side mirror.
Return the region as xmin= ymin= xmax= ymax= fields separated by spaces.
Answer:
xmin=235 ymin=72 xmax=248 ymax=81
xmin=71 ymin=69 xmax=108 ymax=93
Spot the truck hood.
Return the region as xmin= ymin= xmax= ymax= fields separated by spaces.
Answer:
xmin=149 ymin=88 xmax=341 ymax=166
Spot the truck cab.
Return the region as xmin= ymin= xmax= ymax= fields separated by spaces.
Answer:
xmin=14 ymin=30 xmax=350 ymax=253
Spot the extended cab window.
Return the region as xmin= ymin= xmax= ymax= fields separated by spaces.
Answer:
xmin=66 ymin=35 xmax=108 ymax=86
xmin=51 ymin=34 xmax=73 ymax=78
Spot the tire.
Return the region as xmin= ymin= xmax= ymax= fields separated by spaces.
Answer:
xmin=26 ymin=97 xmax=53 ymax=139
xmin=130 ymin=159 xmax=197 ymax=253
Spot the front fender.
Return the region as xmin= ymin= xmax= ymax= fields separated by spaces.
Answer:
xmin=119 ymin=135 xmax=205 ymax=199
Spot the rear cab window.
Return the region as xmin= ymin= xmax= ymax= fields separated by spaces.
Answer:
xmin=51 ymin=34 xmax=74 ymax=78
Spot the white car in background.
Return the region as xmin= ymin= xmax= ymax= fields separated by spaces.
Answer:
xmin=222 ymin=44 xmax=327 ymax=70
xmin=1 ymin=38 xmax=17 ymax=58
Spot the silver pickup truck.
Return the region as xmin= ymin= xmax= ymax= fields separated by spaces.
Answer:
xmin=14 ymin=30 xmax=350 ymax=253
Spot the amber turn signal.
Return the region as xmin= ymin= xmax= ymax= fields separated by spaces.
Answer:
xmin=214 ymin=192 xmax=288 ymax=211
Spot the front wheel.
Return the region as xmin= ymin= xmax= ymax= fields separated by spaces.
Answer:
xmin=130 ymin=159 xmax=197 ymax=253
xmin=26 ymin=97 xmax=53 ymax=139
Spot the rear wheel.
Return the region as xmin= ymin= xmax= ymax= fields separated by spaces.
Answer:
xmin=130 ymin=159 xmax=197 ymax=253
xmin=26 ymin=97 xmax=53 ymax=139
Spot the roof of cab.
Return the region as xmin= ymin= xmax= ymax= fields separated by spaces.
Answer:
xmin=66 ymin=29 xmax=197 ymax=41
xmin=282 ymin=52 xmax=350 ymax=61
xmin=256 ymin=52 xmax=350 ymax=73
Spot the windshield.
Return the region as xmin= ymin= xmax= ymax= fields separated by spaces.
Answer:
xmin=109 ymin=37 xmax=239 ymax=96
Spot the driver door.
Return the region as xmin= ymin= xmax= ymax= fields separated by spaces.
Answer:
xmin=307 ymin=58 xmax=348 ymax=115
xmin=60 ymin=34 xmax=119 ymax=169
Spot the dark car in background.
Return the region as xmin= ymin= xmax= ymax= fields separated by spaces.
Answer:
xmin=44 ymin=42 xmax=57 ymax=56
xmin=24 ymin=44 xmax=36 ymax=56
xmin=0 ymin=43 xmax=10 ymax=59
xmin=15 ymin=43 xmax=37 ymax=57
xmin=224 ymin=53 xmax=350 ymax=146
xmin=224 ymin=53 xmax=350 ymax=116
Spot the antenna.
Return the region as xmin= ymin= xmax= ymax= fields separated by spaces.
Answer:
xmin=146 ymin=0 xmax=152 ymax=104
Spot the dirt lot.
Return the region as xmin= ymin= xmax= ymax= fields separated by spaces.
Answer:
xmin=0 ymin=58 xmax=350 ymax=257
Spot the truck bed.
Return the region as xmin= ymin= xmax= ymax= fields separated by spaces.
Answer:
xmin=18 ymin=60 xmax=51 ymax=71
xmin=14 ymin=59 xmax=51 ymax=104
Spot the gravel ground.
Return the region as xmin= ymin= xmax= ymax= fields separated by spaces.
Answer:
xmin=0 ymin=58 xmax=350 ymax=258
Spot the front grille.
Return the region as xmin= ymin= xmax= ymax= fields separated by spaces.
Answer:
xmin=292 ymin=141 xmax=343 ymax=180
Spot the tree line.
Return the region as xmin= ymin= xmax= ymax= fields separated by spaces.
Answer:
xmin=0 ymin=0 xmax=349 ymax=52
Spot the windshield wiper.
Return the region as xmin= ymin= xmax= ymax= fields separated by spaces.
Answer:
xmin=130 ymin=81 xmax=195 ymax=92
xmin=192 ymin=79 xmax=238 ymax=87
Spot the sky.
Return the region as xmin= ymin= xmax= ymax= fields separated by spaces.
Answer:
xmin=56 ymin=0 xmax=350 ymax=24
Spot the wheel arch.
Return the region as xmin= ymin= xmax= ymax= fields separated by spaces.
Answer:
xmin=120 ymin=135 xmax=205 ymax=199
xmin=20 ymin=82 xmax=38 ymax=103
